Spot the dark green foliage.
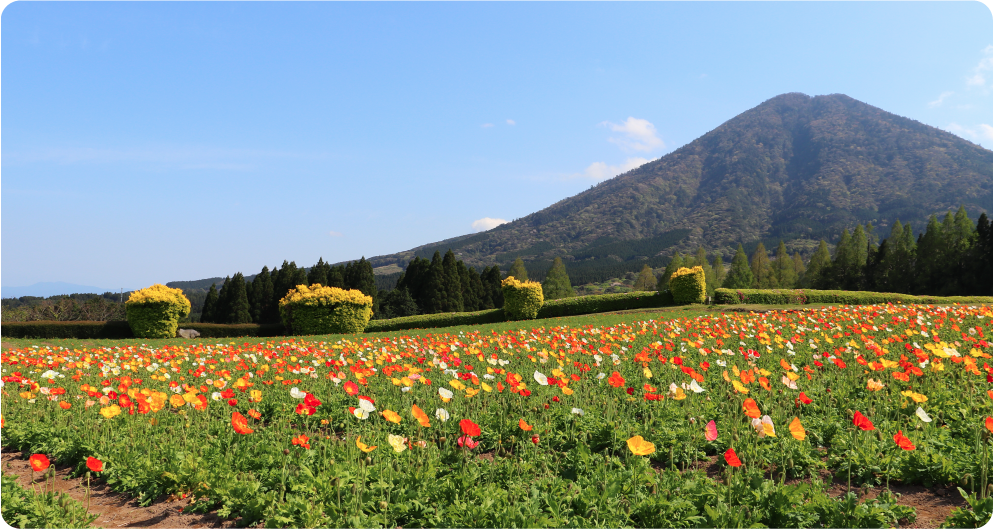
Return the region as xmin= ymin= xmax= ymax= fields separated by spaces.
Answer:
xmin=507 ymin=258 xmax=529 ymax=282
xmin=480 ymin=265 xmax=504 ymax=309
xmin=712 ymin=254 xmax=726 ymax=287
xmin=659 ymin=253 xmax=684 ymax=291
xmin=465 ymin=266 xmax=485 ymax=312
xmin=215 ymin=276 xmax=232 ymax=323
xmin=440 ymin=250 xmax=464 ymax=312
xmin=632 ymin=264 xmax=658 ymax=291
xmin=201 ymin=283 xmax=219 ymax=323
xmin=274 ymin=261 xmax=308 ymax=308
xmin=376 ymin=287 xmax=419 ymax=320
xmin=772 ymin=241 xmax=797 ymax=288
xmin=714 ymin=288 xmax=993 ymax=306
xmin=571 ymin=229 xmax=691 ymax=260
xmin=326 ymin=265 xmax=346 ymax=289
xmin=791 ymin=252 xmax=806 ymax=287
xmin=422 ymin=251 xmax=447 ymax=314
xmin=343 ymin=257 xmax=379 ymax=315
xmin=1 ymin=474 xmax=99 ymax=529
xmin=307 ymin=257 xmax=331 ymax=287
xmin=366 ymin=309 xmax=506 ymax=333
xmin=542 ymin=257 xmax=575 ymax=300
xmin=536 ymin=290 xmax=671 ymax=318
xmin=723 ymin=244 xmax=753 ymax=289
xmin=395 ymin=256 xmax=432 ymax=311
xmin=1 ymin=320 xmax=134 ymax=339
xmin=250 ymin=267 xmax=276 ymax=324
xmin=226 ymin=273 xmax=252 ymax=324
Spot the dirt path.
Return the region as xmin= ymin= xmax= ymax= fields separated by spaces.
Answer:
xmin=1 ymin=451 xmax=238 ymax=528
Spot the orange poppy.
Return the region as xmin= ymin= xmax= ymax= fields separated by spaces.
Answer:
xmin=789 ymin=417 xmax=806 ymax=441
xmin=460 ymin=419 xmax=481 ymax=437
xmin=382 ymin=410 xmax=402 ymax=424
xmin=29 ymin=454 xmax=50 ymax=472
xmin=893 ymin=430 xmax=915 ymax=451
xmin=852 ymin=411 xmax=875 ymax=431
xmin=519 ymin=419 xmax=533 ymax=431
xmin=247 ymin=409 xmax=261 ymax=420
xmin=985 ymin=416 xmax=993 ymax=433
xmin=356 ymin=436 xmax=377 ymax=453
xmin=724 ymin=447 xmax=742 ymax=467
xmin=742 ymin=398 xmax=761 ymax=419
xmin=411 ymin=404 xmax=431 ymax=427
xmin=607 ymin=371 xmax=626 ymax=388
xmin=86 ymin=457 xmax=104 ymax=473
xmin=231 ymin=411 xmax=254 ymax=435
xmin=59 ymin=401 xmax=71 ymax=410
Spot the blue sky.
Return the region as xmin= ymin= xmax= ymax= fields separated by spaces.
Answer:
xmin=2 ymin=1 xmax=992 ymax=294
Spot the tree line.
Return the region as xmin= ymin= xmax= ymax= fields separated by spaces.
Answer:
xmin=714 ymin=207 xmax=992 ymax=296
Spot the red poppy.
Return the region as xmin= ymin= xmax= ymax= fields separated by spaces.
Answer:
xmin=343 ymin=381 xmax=359 ymax=396
xmin=724 ymin=447 xmax=742 ymax=467
xmin=291 ymin=434 xmax=311 ymax=449
xmin=626 ymin=387 xmax=635 ymax=395
xmin=460 ymin=419 xmax=481 ymax=437
xmin=86 ymin=457 xmax=104 ymax=473
xmin=228 ymin=399 xmax=238 ymax=407
xmin=304 ymin=393 xmax=322 ymax=408
xmin=985 ymin=416 xmax=993 ymax=433
xmin=797 ymin=392 xmax=812 ymax=405
xmin=893 ymin=430 xmax=916 ymax=451
xmin=29 ymin=454 xmax=50 ymax=472
xmin=221 ymin=388 xmax=235 ymax=399
xmin=531 ymin=435 xmax=540 ymax=445
xmin=607 ymin=371 xmax=626 ymax=388
xmin=295 ymin=403 xmax=317 ymax=416
xmin=852 ymin=411 xmax=875 ymax=431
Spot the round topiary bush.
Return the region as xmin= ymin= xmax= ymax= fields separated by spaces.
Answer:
xmin=125 ymin=284 xmax=191 ymax=338
xmin=279 ymin=284 xmax=373 ymax=335
xmin=669 ymin=266 xmax=706 ymax=305
xmin=502 ymin=276 xmax=544 ymax=320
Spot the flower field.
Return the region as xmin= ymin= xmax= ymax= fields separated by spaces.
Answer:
xmin=3 ymin=304 xmax=993 ymax=528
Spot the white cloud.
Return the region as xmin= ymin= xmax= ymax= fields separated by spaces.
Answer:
xmin=928 ymin=91 xmax=954 ymax=107
xmin=979 ymin=124 xmax=993 ymax=141
xmin=944 ymin=123 xmax=993 ymax=145
xmin=966 ymin=46 xmax=993 ymax=89
xmin=506 ymin=119 xmax=516 ymax=125
xmin=328 ymin=231 xmax=344 ymax=237
xmin=600 ymin=117 xmax=665 ymax=152
xmin=481 ymin=123 xmax=494 ymax=128
xmin=471 ymin=217 xmax=508 ymax=232
xmin=573 ymin=157 xmax=652 ymax=181
xmin=945 ymin=122 xmax=974 ymax=138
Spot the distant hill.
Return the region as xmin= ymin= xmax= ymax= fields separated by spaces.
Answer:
xmin=1 ymin=282 xmax=115 ymax=299
xmin=360 ymin=93 xmax=993 ymax=281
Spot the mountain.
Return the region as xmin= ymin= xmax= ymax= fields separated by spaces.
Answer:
xmin=363 ymin=93 xmax=993 ymax=282
xmin=2 ymin=282 xmax=115 ymax=299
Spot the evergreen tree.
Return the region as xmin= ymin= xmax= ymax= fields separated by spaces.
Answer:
xmin=396 ymin=257 xmax=431 ymax=312
xmin=850 ymin=224 xmax=869 ymax=289
xmin=215 ymin=276 xmax=232 ymax=324
xmin=308 ymin=257 xmax=331 ymax=286
xmin=724 ymin=245 xmax=754 ymax=289
xmin=327 ymin=265 xmax=346 ymax=288
xmin=226 ymin=273 xmax=252 ymax=324
xmin=440 ymin=250 xmax=464 ymax=312
xmin=750 ymin=243 xmax=776 ymax=288
xmin=274 ymin=261 xmax=306 ymax=307
xmin=377 ymin=287 xmax=419 ymax=319
xmin=915 ymin=216 xmax=942 ymax=294
xmin=804 ymin=240 xmax=832 ymax=288
xmin=824 ymin=229 xmax=854 ymax=290
xmin=633 ymin=264 xmax=658 ymax=291
xmin=456 ymin=261 xmax=475 ymax=312
xmin=466 ymin=266 xmax=486 ymax=312
xmin=251 ymin=266 xmax=276 ymax=323
xmin=791 ymin=252 xmax=806 ymax=286
xmin=772 ymin=241 xmax=797 ymax=288
xmin=542 ymin=257 xmax=575 ymax=300
xmin=507 ymin=258 xmax=529 ymax=282
xmin=659 ymin=253 xmax=685 ymax=291
xmin=201 ymin=283 xmax=218 ymax=323
xmin=712 ymin=254 xmax=726 ymax=288
xmin=480 ymin=265 xmax=504 ymax=309
xmin=972 ymin=213 xmax=993 ymax=295
xmin=344 ymin=257 xmax=378 ymax=314
xmin=422 ymin=251 xmax=447 ymax=314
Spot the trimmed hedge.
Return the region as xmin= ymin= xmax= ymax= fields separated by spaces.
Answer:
xmin=0 ymin=321 xmax=134 ymax=339
xmin=670 ymin=266 xmax=706 ymax=305
xmin=714 ymin=288 xmax=993 ymax=306
xmin=502 ymin=277 xmax=544 ymax=320
xmin=279 ymin=284 xmax=373 ymax=335
xmin=125 ymin=284 xmax=191 ymax=339
xmin=366 ymin=309 xmax=506 ymax=333
xmin=538 ymin=291 xmax=671 ymax=318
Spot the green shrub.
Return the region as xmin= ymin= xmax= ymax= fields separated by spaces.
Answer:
xmin=714 ymin=288 xmax=993 ymax=306
xmin=366 ymin=309 xmax=506 ymax=333
xmin=0 ymin=320 xmax=133 ymax=339
xmin=669 ymin=266 xmax=706 ymax=305
xmin=279 ymin=284 xmax=373 ymax=335
xmin=1 ymin=474 xmax=98 ymax=529
xmin=502 ymin=277 xmax=544 ymax=320
xmin=538 ymin=291 xmax=670 ymax=318
xmin=125 ymin=284 xmax=191 ymax=338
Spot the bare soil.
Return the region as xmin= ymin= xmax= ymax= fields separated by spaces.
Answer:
xmin=1 ymin=451 xmax=237 ymax=528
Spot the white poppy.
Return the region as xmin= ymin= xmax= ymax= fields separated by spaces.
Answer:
xmin=438 ymin=387 xmax=454 ymax=399
xmin=435 ymin=408 xmax=450 ymax=422
xmin=358 ymin=398 xmax=376 ymax=413
xmin=290 ymin=387 xmax=307 ymax=399
xmin=915 ymin=407 xmax=932 ymax=423
xmin=571 ymin=408 xmax=585 ymax=416
xmin=353 ymin=408 xmax=370 ymax=420
xmin=533 ymin=371 xmax=548 ymax=386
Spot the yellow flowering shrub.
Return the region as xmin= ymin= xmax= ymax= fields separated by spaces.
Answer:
xmin=669 ymin=266 xmax=706 ymax=305
xmin=279 ymin=284 xmax=373 ymax=335
xmin=502 ymin=276 xmax=544 ymax=320
xmin=125 ymin=284 xmax=191 ymax=338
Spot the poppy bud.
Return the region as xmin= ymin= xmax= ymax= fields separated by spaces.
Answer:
xmin=283 ymin=449 xmax=290 ymax=455
xmin=531 ymin=435 xmax=540 ymax=445
xmin=379 ymin=501 xmax=389 ymax=510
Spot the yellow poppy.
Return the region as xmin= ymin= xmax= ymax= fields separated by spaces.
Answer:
xmin=626 ymin=435 xmax=656 ymax=456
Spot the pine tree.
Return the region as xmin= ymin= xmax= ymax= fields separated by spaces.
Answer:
xmin=750 ymin=243 xmax=776 ymax=288
xmin=466 ymin=266 xmax=486 ymax=312
xmin=772 ymin=241 xmax=797 ymax=288
xmin=632 ymin=264 xmax=658 ymax=291
xmin=201 ymin=283 xmax=218 ymax=323
xmin=712 ymin=254 xmax=727 ymax=288
xmin=507 ymin=258 xmax=529 ymax=282
xmin=480 ymin=266 xmax=504 ymax=309
xmin=851 ymin=224 xmax=869 ymax=289
xmin=327 ymin=265 xmax=345 ymax=288
xmin=396 ymin=257 xmax=431 ymax=312
xmin=723 ymin=245 xmax=753 ymax=289
xmin=251 ymin=266 xmax=275 ymax=323
xmin=344 ymin=257 xmax=378 ymax=314
xmin=378 ymin=287 xmax=419 ymax=319
xmin=915 ymin=216 xmax=941 ymax=294
xmin=422 ymin=251 xmax=447 ymax=314
xmin=791 ymin=252 xmax=806 ymax=286
xmin=308 ymin=257 xmax=330 ymax=286
xmin=215 ymin=276 xmax=232 ymax=324
xmin=542 ymin=257 xmax=575 ymax=300
xmin=440 ymin=250 xmax=464 ymax=312
xmin=804 ymin=240 xmax=832 ymax=288
xmin=226 ymin=273 xmax=252 ymax=324
xmin=659 ymin=253 xmax=685 ymax=291
xmin=973 ymin=213 xmax=993 ymax=295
